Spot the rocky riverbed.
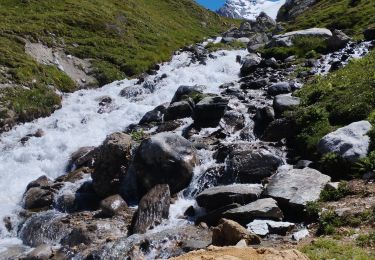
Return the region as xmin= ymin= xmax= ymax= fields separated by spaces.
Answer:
xmin=0 ymin=12 xmax=374 ymax=260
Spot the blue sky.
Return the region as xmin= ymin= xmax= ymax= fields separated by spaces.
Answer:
xmin=196 ymin=0 xmax=226 ymax=11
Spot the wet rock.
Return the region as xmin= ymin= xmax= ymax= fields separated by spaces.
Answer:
xmin=92 ymin=133 xmax=132 ymax=198
xmin=329 ymin=60 xmax=343 ymax=71
xmin=240 ymin=78 xmax=268 ymax=90
xmin=19 ymin=211 xmax=70 ymax=247
xmin=196 ymin=184 xmax=263 ymax=210
xmin=164 ymin=100 xmax=194 ymax=121
xmin=255 ymin=106 xmax=275 ymax=125
xmin=262 ymin=118 xmax=296 ymax=142
xmin=25 ymin=244 xmax=53 ymax=260
xmin=67 ymin=146 xmax=96 ymax=171
xmin=247 ymin=220 xmax=295 ymax=236
xmin=262 ymin=58 xmax=278 ymax=68
xmin=326 ymin=30 xmax=351 ymax=51
xmin=23 ymin=187 xmax=54 ymax=210
xmin=364 ymin=27 xmax=375 ymax=41
xmin=226 ymin=148 xmax=283 ymax=183
xmin=273 ymin=94 xmax=300 ymax=115
xmin=317 ymin=121 xmax=372 ymax=162
xmin=193 ymin=96 xmax=228 ymax=128
xmin=131 ymin=184 xmax=170 ymax=234
xmin=196 ymin=204 xmax=240 ymax=227
xmin=61 ymin=227 xmax=94 ymax=247
xmin=240 ymin=53 xmax=262 ymax=76
xmin=222 ymin=198 xmax=283 ymax=225
xmin=139 ymin=103 xmax=168 ymax=124
xmin=156 ymin=120 xmax=184 ymax=133
xmin=221 ymin=110 xmax=245 ymax=133
xmin=171 ymin=85 xmax=206 ymax=103
xmin=26 ymin=176 xmax=52 ymax=192
xmin=267 ymin=82 xmax=291 ymax=96
xmin=119 ymin=85 xmax=144 ymax=98
xmin=133 ymin=133 xmax=197 ymax=195
xmin=212 ymin=219 xmax=260 ymax=246
xmin=100 ymin=194 xmax=128 ymax=217
xmin=264 ymin=168 xmax=331 ymax=211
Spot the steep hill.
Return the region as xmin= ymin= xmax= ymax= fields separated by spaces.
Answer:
xmin=0 ymin=0 xmax=237 ymax=131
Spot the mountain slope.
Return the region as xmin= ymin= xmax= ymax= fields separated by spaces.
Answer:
xmin=0 ymin=0 xmax=238 ymax=131
xmin=218 ymin=0 xmax=286 ymax=20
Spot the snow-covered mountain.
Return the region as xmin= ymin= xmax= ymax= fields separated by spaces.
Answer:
xmin=217 ymin=0 xmax=286 ymax=20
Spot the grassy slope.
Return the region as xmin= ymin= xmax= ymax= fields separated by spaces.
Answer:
xmin=285 ymin=0 xmax=375 ymax=38
xmin=0 ymin=0 xmax=238 ymax=126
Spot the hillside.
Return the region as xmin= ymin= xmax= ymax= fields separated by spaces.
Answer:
xmin=0 ymin=0 xmax=238 ymax=131
xmin=281 ymin=0 xmax=375 ymax=37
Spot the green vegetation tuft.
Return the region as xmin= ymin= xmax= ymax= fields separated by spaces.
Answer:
xmin=301 ymin=238 xmax=375 ymax=260
xmin=291 ymin=50 xmax=375 ymax=157
xmin=357 ymin=231 xmax=375 ymax=247
xmin=205 ymin=41 xmax=246 ymax=52
xmin=285 ymin=0 xmax=375 ymax=38
xmin=320 ymin=181 xmax=350 ymax=201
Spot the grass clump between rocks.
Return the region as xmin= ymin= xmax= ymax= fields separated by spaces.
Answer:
xmin=205 ymin=41 xmax=247 ymax=52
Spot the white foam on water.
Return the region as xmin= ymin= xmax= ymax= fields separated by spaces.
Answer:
xmin=0 ymin=49 xmax=247 ymax=245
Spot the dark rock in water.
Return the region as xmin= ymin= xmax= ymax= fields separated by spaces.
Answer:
xmin=156 ymin=119 xmax=184 ymax=133
xmin=171 ymin=85 xmax=206 ymax=104
xmin=240 ymin=54 xmax=262 ymax=76
xmin=267 ymin=82 xmax=291 ymax=96
xmin=25 ymin=244 xmax=53 ymax=260
xmin=164 ymin=100 xmax=194 ymax=121
xmin=193 ymin=96 xmax=228 ymax=127
xmin=26 ymin=176 xmax=52 ymax=192
xmin=67 ymin=146 xmax=96 ymax=171
xmin=326 ymin=30 xmax=350 ymax=51
xmin=196 ymin=184 xmax=263 ymax=211
xmin=196 ymin=203 xmax=241 ymax=227
xmin=61 ymin=227 xmax=93 ymax=247
xmin=119 ymin=85 xmax=144 ymax=98
xmin=273 ymin=94 xmax=300 ymax=115
xmin=91 ymin=133 xmax=132 ymax=198
xmin=133 ymin=132 xmax=197 ymax=195
xmin=131 ymin=184 xmax=170 ymax=234
xmin=329 ymin=60 xmax=343 ymax=72
xmin=240 ymin=79 xmax=268 ymax=90
xmin=364 ymin=27 xmax=375 ymax=41
xmin=100 ymin=194 xmax=128 ymax=217
xmin=262 ymin=118 xmax=296 ymax=142
xmin=92 ymin=225 xmax=212 ymax=259
xmin=255 ymin=106 xmax=275 ymax=125
xmin=226 ymin=148 xmax=283 ymax=183
xmin=221 ymin=110 xmax=245 ymax=133
xmin=264 ymin=168 xmax=331 ymax=211
xmin=212 ymin=218 xmax=260 ymax=246
xmin=222 ymin=198 xmax=284 ymax=225
xmin=139 ymin=103 xmax=168 ymax=125
xmin=23 ymin=187 xmax=54 ymax=210
xmin=19 ymin=211 xmax=70 ymax=247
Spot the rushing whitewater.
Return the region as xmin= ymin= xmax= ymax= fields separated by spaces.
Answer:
xmin=0 ymin=49 xmax=247 ymax=245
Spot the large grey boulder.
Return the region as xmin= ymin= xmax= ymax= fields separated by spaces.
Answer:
xmin=196 ymin=184 xmax=263 ymax=210
xmin=326 ymin=30 xmax=351 ymax=51
xmin=193 ymin=96 xmax=228 ymax=127
xmin=139 ymin=103 xmax=168 ymax=125
xmin=92 ymin=133 xmax=132 ymax=198
xmin=247 ymin=33 xmax=269 ymax=52
xmin=171 ymin=85 xmax=206 ymax=104
xmin=264 ymin=168 xmax=331 ymax=209
xmin=267 ymin=82 xmax=292 ymax=96
xmin=133 ymin=133 xmax=198 ymax=195
xmin=271 ymin=28 xmax=332 ymax=47
xmin=226 ymin=148 xmax=284 ymax=183
xmin=240 ymin=53 xmax=262 ymax=76
xmin=247 ymin=219 xmax=295 ymax=236
xmin=23 ymin=187 xmax=54 ymax=210
xmin=164 ymin=100 xmax=194 ymax=121
xmin=273 ymin=94 xmax=301 ymax=115
xmin=131 ymin=184 xmax=170 ymax=234
xmin=253 ymin=12 xmax=277 ymax=32
xmin=222 ymin=198 xmax=284 ymax=225
xmin=100 ymin=194 xmax=128 ymax=217
xmin=317 ymin=121 xmax=372 ymax=162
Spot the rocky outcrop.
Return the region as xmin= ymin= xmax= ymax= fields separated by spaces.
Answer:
xmin=222 ymin=198 xmax=284 ymax=225
xmin=277 ymin=0 xmax=317 ymax=22
xmin=171 ymin=246 xmax=309 ymax=260
xmin=133 ymin=133 xmax=198 ymax=195
xmin=131 ymin=184 xmax=170 ymax=234
xmin=196 ymin=184 xmax=263 ymax=210
xmin=317 ymin=121 xmax=372 ymax=162
xmin=264 ymin=168 xmax=331 ymax=211
xmin=91 ymin=133 xmax=132 ymax=198
xmin=212 ymin=219 xmax=260 ymax=246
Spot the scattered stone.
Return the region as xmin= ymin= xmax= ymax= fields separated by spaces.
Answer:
xmin=221 ymin=110 xmax=245 ymax=132
xmin=240 ymin=79 xmax=268 ymax=90
xmin=262 ymin=118 xmax=296 ymax=142
xmin=292 ymin=228 xmax=309 ymax=241
xmin=67 ymin=146 xmax=95 ymax=171
xmin=267 ymin=82 xmax=291 ymax=96
xmin=119 ymin=85 xmax=144 ymax=98
xmin=164 ymin=100 xmax=194 ymax=121
xmin=193 ymin=96 xmax=228 ymax=127
xmin=247 ymin=219 xmax=295 ymax=236
xmin=212 ymin=218 xmax=260 ymax=246
xmin=23 ymin=187 xmax=54 ymax=210
xmin=131 ymin=184 xmax=170 ymax=234
xmin=222 ymin=198 xmax=284 ymax=225
xmin=92 ymin=133 xmax=132 ymax=198
xmin=317 ymin=121 xmax=372 ymax=162
xmin=139 ymin=103 xmax=168 ymax=124
xmin=196 ymin=184 xmax=263 ymax=210
xmin=273 ymin=94 xmax=300 ymax=115
xmin=264 ymin=168 xmax=331 ymax=210
xmin=240 ymin=53 xmax=262 ymax=76
xmin=133 ymin=133 xmax=197 ymax=195
xmin=26 ymin=176 xmax=52 ymax=191
xmin=255 ymin=106 xmax=275 ymax=125
xmin=171 ymin=85 xmax=206 ymax=103
xmin=100 ymin=194 xmax=128 ymax=217
xmin=196 ymin=204 xmax=241 ymax=227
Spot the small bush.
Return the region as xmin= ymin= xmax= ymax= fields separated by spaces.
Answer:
xmin=320 ymin=181 xmax=350 ymax=201
xmin=357 ymin=232 xmax=375 ymax=247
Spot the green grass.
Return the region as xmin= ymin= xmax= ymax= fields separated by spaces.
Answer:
xmin=0 ymin=0 xmax=238 ymax=128
xmin=301 ymin=238 xmax=375 ymax=260
xmin=357 ymin=231 xmax=375 ymax=247
xmin=320 ymin=181 xmax=350 ymax=202
xmin=290 ymin=50 xmax=375 ymax=157
xmin=205 ymin=41 xmax=246 ymax=52
xmin=284 ymin=0 xmax=375 ymax=38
